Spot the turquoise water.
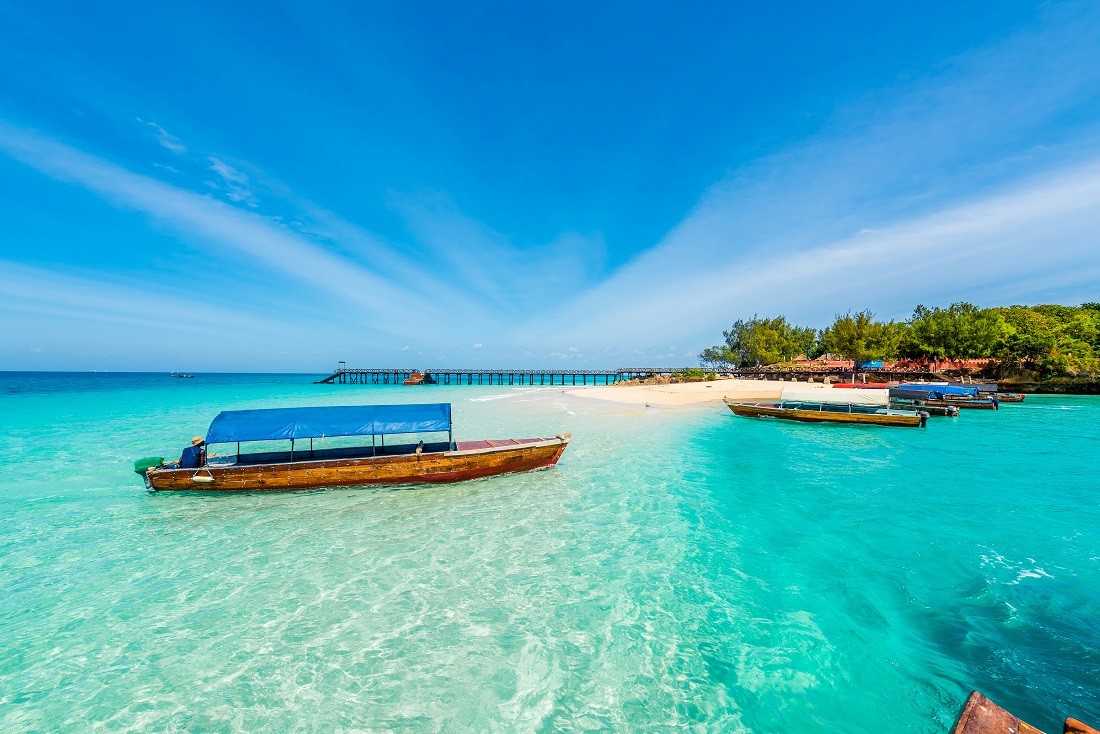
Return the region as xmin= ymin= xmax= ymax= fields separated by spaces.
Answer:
xmin=1 ymin=373 xmax=1097 ymax=733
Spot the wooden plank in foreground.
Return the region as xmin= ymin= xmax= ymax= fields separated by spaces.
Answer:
xmin=952 ymin=691 xmax=1046 ymax=734
xmin=1065 ymin=719 xmax=1100 ymax=734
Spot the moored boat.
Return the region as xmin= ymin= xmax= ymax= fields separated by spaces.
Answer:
xmin=993 ymin=392 xmax=1026 ymax=402
xmin=403 ymin=371 xmax=426 ymax=385
xmin=724 ymin=388 xmax=923 ymax=428
xmin=136 ymin=403 xmax=570 ymax=491
xmin=891 ymin=384 xmax=997 ymax=409
xmin=890 ymin=401 xmax=960 ymax=416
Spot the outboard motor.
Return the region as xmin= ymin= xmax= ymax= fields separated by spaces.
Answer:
xmin=133 ymin=456 xmax=164 ymax=489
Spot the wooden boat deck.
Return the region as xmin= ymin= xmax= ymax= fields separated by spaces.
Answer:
xmin=148 ymin=436 xmax=570 ymax=491
xmin=725 ymin=400 xmax=921 ymax=427
xmin=952 ymin=691 xmax=1098 ymax=734
xmin=455 ymin=438 xmax=546 ymax=451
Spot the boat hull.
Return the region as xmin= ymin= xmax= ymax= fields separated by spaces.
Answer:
xmin=929 ymin=398 xmax=997 ymax=410
xmin=888 ymin=400 xmax=959 ymax=416
xmin=726 ymin=402 xmax=920 ymax=427
xmin=147 ymin=437 xmax=568 ymax=491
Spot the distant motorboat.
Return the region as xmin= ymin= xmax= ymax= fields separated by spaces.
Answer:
xmin=171 ymin=373 xmax=195 ymax=379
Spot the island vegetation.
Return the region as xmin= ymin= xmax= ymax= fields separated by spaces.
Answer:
xmin=699 ymin=302 xmax=1100 ymax=390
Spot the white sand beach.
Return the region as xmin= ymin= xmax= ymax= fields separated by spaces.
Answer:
xmin=566 ymin=378 xmax=834 ymax=406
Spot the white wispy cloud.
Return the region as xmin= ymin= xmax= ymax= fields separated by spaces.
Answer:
xmin=0 ymin=259 xmax=284 ymax=337
xmin=207 ymin=156 xmax=258 ymax=207
xmin=0 ymin=122 xmax=453 ymax=338
xmin=391 ymin=192 xmax=604 ymax=313
xmin=139 ymin=119 xmax=186 ymax=155
xmin=279 ymin=199 xmax=495 ymax=323
xmin=208 ymin=156 xmax=248 ymax=184
xmin=542 ymin=159 xmax=1100 ymax=348
xmin=524 ymin=7 xmax=1100 ymax=351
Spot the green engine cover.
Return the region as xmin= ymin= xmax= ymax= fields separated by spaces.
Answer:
xmin=133 ymin=456 xmax=164 ymax=476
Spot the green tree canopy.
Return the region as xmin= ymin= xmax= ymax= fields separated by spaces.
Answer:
xmin=700 ymin=303 xmax=1099 ymax=377
xmin=820 ymin=311 xmax=903 ymax=363
xmin=993 ymin=304 xmax=1100 ymax=376
xmin=900 ymin=302 xmax=1003 ymax=359
xmin=701 ymin=315 xmax=817 ymax=367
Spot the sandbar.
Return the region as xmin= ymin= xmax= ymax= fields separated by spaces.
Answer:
xmin=566 ymin=378 xmax=834 ymax=407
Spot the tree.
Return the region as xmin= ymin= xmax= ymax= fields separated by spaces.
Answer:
xmin=700 ymin=302 xmax=1100 ymax=378
xmin=701 ymin=316 xmax=818 ymax=367
xmin=820 ymin=311 xmax=903 ymax=363
xmin=901 ymin=302 xmax=1002 ymax=359
xmin=699 ymin=346 xmax=730 ymax=369
xmin=993 ymin=304 xmax=1100 ymax=376
xmin=993 ymin=306 xmax=1058 ymax=362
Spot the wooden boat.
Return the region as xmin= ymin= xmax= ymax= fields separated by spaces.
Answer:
xmin=940 ymin=397 xmax=998 ymax=409
xmin=891 ymin=385 xmax=997 ymax=410
xmin=890 ymin=400 xmax=959 ymax=416
xmin=724 ymin=389 xmax=922 ymax=428
xmin=951 ymin=691 xmax=1097 ymax=734
xmin=993 ymin=392 xmax=1026 ymax=402
xmin=136 ymin=403 xmax=569 ymax=491
xmin=403 ymin=371 xmax=426 ymax=385
xmin=895 ymin=397 xmax=995 ymax=410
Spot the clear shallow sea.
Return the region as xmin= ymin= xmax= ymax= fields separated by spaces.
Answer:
xmin=1 ymin=372 xmax=1097 ymax=733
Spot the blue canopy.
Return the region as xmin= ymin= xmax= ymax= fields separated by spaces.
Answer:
xmin=205 ymin=403 xmax=452 ymax=444
xmin=893 ymin=383 xmax=980 ymax=398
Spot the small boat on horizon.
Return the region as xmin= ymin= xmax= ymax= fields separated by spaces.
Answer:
xmin=171 ymin=373 xmax=195 ymax=379
xmin=135 ymin=402 xmax=570 ymax=491
xmin=724 ymin=388 xmax=924 ymax=428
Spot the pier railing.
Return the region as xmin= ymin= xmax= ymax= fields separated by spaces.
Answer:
xmin=315 ymin=365 xmax=947 ymax=386
xmin=316 ymin=367 xmax=693 ymax=386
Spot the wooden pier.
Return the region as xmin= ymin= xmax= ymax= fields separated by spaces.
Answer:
xmin=314 ymin=365 xmax=951 ymax=386
xmin=315 ymin=366 xmax=690 ymax=386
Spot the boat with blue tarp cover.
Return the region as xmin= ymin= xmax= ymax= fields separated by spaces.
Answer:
xmin=136 ymin=402 xmax=570 ymax=491
xmin=890 ymin=383 xmax=998 ymax=409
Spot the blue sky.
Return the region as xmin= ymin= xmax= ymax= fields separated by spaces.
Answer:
xmin=2 ymin=1 xmax=1100 ymax=371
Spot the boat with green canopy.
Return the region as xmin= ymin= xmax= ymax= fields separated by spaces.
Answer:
xmin=135 ymin=402 xmax=570 ymax=491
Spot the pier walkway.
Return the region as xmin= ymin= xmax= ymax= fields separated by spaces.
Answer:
xmin=315 ymin=365 xmax=947 ymax=386
xmin=315 ymin=367 xmax=688 ymax=386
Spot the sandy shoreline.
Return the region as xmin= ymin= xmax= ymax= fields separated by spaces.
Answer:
xmin=565 ymin=378 xmax=834 ymax=406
